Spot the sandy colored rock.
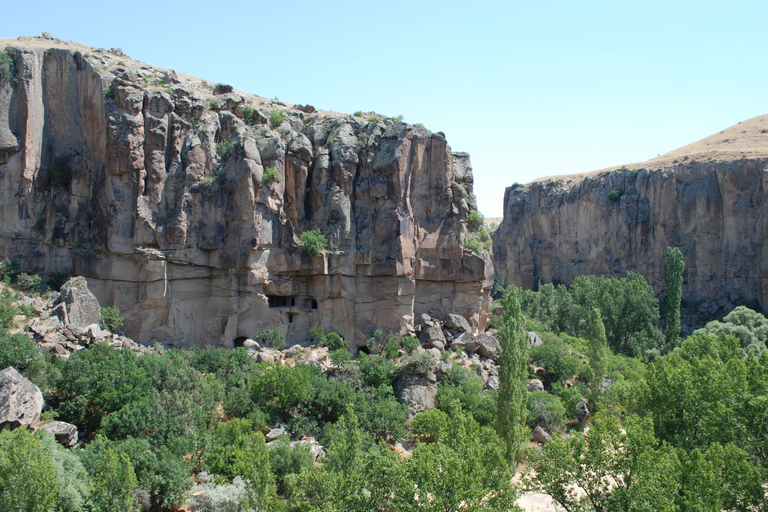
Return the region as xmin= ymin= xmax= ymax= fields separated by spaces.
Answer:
xmin=0 ymin=366 xmax=44 ymax=428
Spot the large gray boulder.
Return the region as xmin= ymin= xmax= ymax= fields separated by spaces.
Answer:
xmin=476 ymin=333 xmax=501 ymax=360
xmin=55 ymin=277 xmax=102 ymax=330
xmin=419 ymin=324 xmax=446 ymax=348
xmin=446 ymin=314 xmax=471 ymax=333
xmin=0 ymin=367 xmax=44 ymax=428
xmin=38 ymin=421 xmax=78 ymax=447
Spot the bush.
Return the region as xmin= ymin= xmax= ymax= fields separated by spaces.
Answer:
xmin=325 ymin=332 xmax=346 ymax=351
xmin=358 ymin=354 xmax=397 ymax=388
xmin=0 ymin=288 xmax=18 ymax=328
xmin=49 ymin=154 xmax=72 ymax=187
xmin=329 ymin=348 xmax=352 ymax=365
xmin=353 ymin=110 xmax=363 ymax=117
xmin=0 ymin=50 xmax=15 ymax=83
xmin=0 ymin=258 xmax=19 ymax=280
xmin=0 ymin=428 xmax=56 ymax=512
xmin=464 ymin=234 xmax=482 ymax=255
xmin=270 ymin=110 xmax=285 ymax=128
xmin=104 ymin=84 xmax=115 ymax=99
xmin=410 ymin=409 xmax=448 ymax=443
xmin=467 ymin=212 xmax=484 ymax=231
xmin=254 ymin=329 xmax=285 ymax=350
xmin=529 ymin=339 xmax=584 ymax=384
xmin=263 ymin=166 xmax=280 ymax=183
xmin=401 ymin=336 xmax=419 ymax=354
xmin=298 ymin=229 xmax=328 ymax=258
xmin=217 ymin=140 xmax=234 ymax=161
xmin=101 ymin=306 xmax=124 ymax=331
xmin=199 ymin=175 xmax=218 ymax=188
xmin=17 ymin=273 xmax=42 ymax=292
xmin=0 ymin=328 xmax=46 ymax=378
xmin=527 ymin=391 xmax=566 ymax=431
xmin=629 ymin=169 xmax=638 ymax=180
xmin=241 ymin=105 xmax=255 ymax=124
xmin=608 ymin=188 xmax=623 ymax=203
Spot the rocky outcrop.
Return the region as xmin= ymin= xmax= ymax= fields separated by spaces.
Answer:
xmin=0 ymin=44 xmax=490 ymax=348
xmin=54 ymin=276 xmax=102 ymax=329
xmin=494 ymin=161 xmax=768 ymax=319
xmin=0 ymin=366 xmax=44 ymax=429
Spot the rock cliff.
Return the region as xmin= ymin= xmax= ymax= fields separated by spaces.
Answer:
xmin=494 ymin=158 xmax=768 ymax=320
xmin=0 ymin=39 xmax=489 ymax=348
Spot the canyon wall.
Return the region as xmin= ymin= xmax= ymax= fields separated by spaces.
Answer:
xmin=494 ymin=161 xmax=768 ymax=318
xmin=0 ymin=45 xmax=489 ymax=348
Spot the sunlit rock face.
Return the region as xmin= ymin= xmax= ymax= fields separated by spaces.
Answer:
xmin=0 ymin=45 xmax=489 ymax=348
xmin=494 ymin=161 xmax=768 ymax=320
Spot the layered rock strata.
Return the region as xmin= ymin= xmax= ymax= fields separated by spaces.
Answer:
xmin=494 ymin=161 xmax=768 ymax=318
xmin=0 ymin=43 xmax=489 ymax=348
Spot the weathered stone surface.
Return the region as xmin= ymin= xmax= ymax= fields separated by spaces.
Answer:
xmin=394 ymin=372 xmax=438 ymax=419
xmin=494 ymin=162 xmax=768 ymax=321
xmin=532 ymin=425 xmax=551 ymax=444
xmin=476 ymin=333 xmax=500 ymax=360
xmin=528 ymin=331 xmax=544 ymax=348
xmin=0 ymin=367 xmax=44 ymax=428
xmin=38 ymin=420 xmax=78 ymax=447
xmin=55 ymin=278 xmax=102 ymax=330
xmin=0 ymin=45 xmax=489 ymax=349
xmin=527 ymin=378 xmax=544 ymax=392
xmin=420 ymin=324 xmax=445 ymax=348
xmin=446 ymin=313 xmax=471 ymax=333
xmin=575 ymin=401 xmax=590 ymax=424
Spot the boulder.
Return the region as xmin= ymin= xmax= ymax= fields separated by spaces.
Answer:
xmin=213 ymin=83 xmax=234 ymax=95
xmin=532 ymin=426 xmax=551 ymax=444
xmin=451 ymin=332 xmax=479 ymax=353
xmin=419 ymin=324 xmax=445 ymax=347
xmin=0 ymin=367 xmax=44 ymax=428
xmin=38 ymin=421 xmax=78 ymax=447
xmin=476 ymin=333 xmax=500 ymax=360
xmin=446 ymin=314 xmax=471 ymax=333
xmin=527 ymin=379 xmax=544 ymax=392
xmin=394 ymin=373 xmax=437 ymax=419
xmin=528 ymin=331 xmax=544 ymax=348
xmin=55 ymin=277 xmax=102 ymax=330
xmin=485 ymin=374 xmax=500 ymax=390
xmin=576 ymin=401 xmax=590 ymax=424
xmin=266 ymin=420 xmax=290 ymax=442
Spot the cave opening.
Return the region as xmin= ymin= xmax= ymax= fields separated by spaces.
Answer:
xmin=234 ymin=336 xmax=248 ymax=348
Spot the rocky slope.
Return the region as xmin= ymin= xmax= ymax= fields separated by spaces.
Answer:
xmin=0 ymin=37 xmax=489 ymax=348
xmin=494 ymin=118 xmax=768 ymax=321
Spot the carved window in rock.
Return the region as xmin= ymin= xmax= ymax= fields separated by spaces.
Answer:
xmin=268 ymin=296 xmax=296 ymax=308
xmin=302 ymin=298 xmax=318 ymax=310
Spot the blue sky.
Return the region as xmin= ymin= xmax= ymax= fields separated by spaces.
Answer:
xmin=4 ymin=0 xmax=767 ymax=216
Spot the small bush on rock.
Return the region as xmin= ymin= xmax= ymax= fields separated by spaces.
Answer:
xmin=298 ymin=229 xmax=328 ymax=258
xmin=101 ymin=306 xmax=124 ymax=331
xmin=269 ymin=110 xmax=285 ymax=128
xmin=263 ymin=166 xmax=280 ymax=184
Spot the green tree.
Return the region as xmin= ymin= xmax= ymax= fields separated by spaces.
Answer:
xmin=0 ymin=428 xmax=56 ymax=512
xmin=90 ymin=448 xmax=139 ymax=512
xmin=664 ymin=246 xmax=685 ymax=347
xmin=234 ymin=431 xmax=279 ymax=511
xmin=325 ymin=404 xmax=361 ymax=479
xmin=586 ymin=308 xmax=609 ymax=407
xmin=37 ymin=431 xmax=90 ymax=512
xmin=496 ymin=286 xmax=529 ymax=463
xmin=694 ymin=305 xmax=768 ymax=353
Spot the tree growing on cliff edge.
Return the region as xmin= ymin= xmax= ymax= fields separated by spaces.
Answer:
xmin=664 ymin=246 xmax=685 ymax=348
xmin=497 ymin=286 xmax=529 ymax=463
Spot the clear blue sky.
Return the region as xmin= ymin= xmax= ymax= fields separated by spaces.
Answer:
xmin=5 ymin=0 xmax=767 ymax=217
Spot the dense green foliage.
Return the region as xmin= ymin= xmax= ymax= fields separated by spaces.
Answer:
xmin=101 ymin=306 xmax=124 ymax=331
xmin=497 ymin=286 xmax=529 ymax=463
xmin=520 ymin=273 xmax=660 ymax=356
xmin=0 ymin=428 xmax=57 ymax=512
xmin=298 ymin=229 xmax=328 ymax=258
xmin=693 ymin=305 xmax=768 ymax=353
xmin=263 ymin=166 xmax=280 ymax=183
xmin=586 ymin=307 xmax=608 ymax=406
xmin=0 ymin=49 xmax=15 ymax=83
xmin=664 ymin=246 xmax=685 ymax=346
xmin=270 ymin=110 xmax=285 ymax=128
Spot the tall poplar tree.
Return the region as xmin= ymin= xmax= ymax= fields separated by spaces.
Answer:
xmin=587 ymin=307 xmax=608 ymax=407
xmin=664 ymin=246 xmax=685 ymax=347
xmin=496 ymin=286 xmax=529 ymax=464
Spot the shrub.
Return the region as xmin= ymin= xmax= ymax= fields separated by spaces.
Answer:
xmin=33 ymin=215 xmax=46 ymax=230
xmin=269 ymin=110 xmax=285 ymax=128
xmin=254 ymin=328 xmax=285 ymax=350
xmin=325 ymin=332 xmax=346 ymax=351
xmin=17 ymin=273 xmax=42 ymax=292
xmin=329 ymin=348 xmax=352 ymax=365
xmin=216 ymin=140 xmax=234 ymax=160
xmin=529 ymin=339 xmax=584 ymax=384
xmin=410 ymin=409 xmax=449 ymax=443
xmin=392 ymin=114 xmax=404 ymax=123
xmin=467 ymin=211 xmax=484 ymax=231
xmin=104 ymin=84 xmax=115 ymax=99
xmin=309 ymin=325 xmax=327 ymax=346
xmin=263 ymin=166 xmax=280 ymax=183
xmin=241 ymin=105 xmax=255 ymax=124
xmin=367 ymin=115 xmax=379 ymax=122
xmin=0 ymin=50 xmax=15 ymax=83
xmin=209 ymin=98 xmax=220 ymax=109
xmin=353 ymin=110 xmax=363 ymax=117
xmin=608 ymin=188 xmax=623 ymax=203
xmin=358 ymin=354 xmax=397 ymax=388
xmin=401 ymin=336 xmax=419 ymax=354
xmin=199 ymin=175 xmax=218 ymax=188
xmin=0 ymin=328 xmax=46 ymax=378
xmin=383 ymin=338 xmax=400 ymax=359
xmin=101 ymin=306 xmax=124 ymax=331
xmin=49 ymin=154 xmax=72 ymax=187
xmin=0 ymin=288 xmax=17 ymax=328
xmin=527 ymin=390 xmax=566 ymax=431
xmin=298 ymin=229 xmax=328 ymax=258
xmin=629 ymin=169 xmax=638 ymax=180
xmin=464 ymin=234 xmax=482 ymax=255
xmin=0 ymin=428 xmax=57 ymax=512
xmin=0 ymin=258 xmax=19 ymax=280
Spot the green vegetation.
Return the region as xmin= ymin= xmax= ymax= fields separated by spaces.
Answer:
xmin=263 ymin=166 xmax=280 ymax=183
xmin=298 ymin=229 xmax=328 ymax=258
xmin=101 ymin=306 xmax=124 ymax=331
xmin=17 ymin=272 xmax=42 ymax=292
xmin=269 ymin=110 xmax=285 ymax=128
xmin=693 ymin=305 xmax=768 ymax=353
xmin=254 ymin=328 xmax=286 ymax=350
xmin=464 ymin=233 xmax=482 ymax=255
xmin=241 ymin=104 xmax=254 ymax=124
xmin=392 ymin=114 xmax=404 ymax=123
xmin=209 ymin=98 xmax=220 ymax=109
xmin=104 ymin=84 xmax=115 ymax=99
xmin=664 ymin=246 xmax=684 ymax=347
xmin=216 ymin=140 xmax=234 ymax=160
xmin=198 ymin=174 xmax=219 ymax=188
xmin=353 ymin=110 xmax=363 ymax=117
xmin=608 ymin=187 xmax=623 ymax=202
xmin=33 ymin=215 xmax=46 ymax=230
xmin=49 ymin=154 xmax=72 ymax=187
xmin=629 ymin=168 xmax=639 ymax=180
xmin=46 ymin=272 xmax=69 ymax=291
xmin=0 ymin=49 xmax=15 ymax=83
xmin=367 ymin=115 xmax=379 ymax=122
xmin=0 ymin=428 xmax=57 ymax=512
xmin=467 ymin=211 xmax=484 ymax=231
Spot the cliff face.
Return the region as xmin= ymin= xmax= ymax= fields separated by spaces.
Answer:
xmin=494 ymin=161 xmax=768 ymax=318
xmin=0 ymin=44 xmax=489 ymax=347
